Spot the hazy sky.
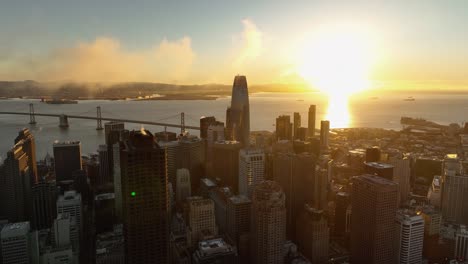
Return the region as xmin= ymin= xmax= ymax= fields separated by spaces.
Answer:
xmin=0 ymin=0 xmax=467 ymax=87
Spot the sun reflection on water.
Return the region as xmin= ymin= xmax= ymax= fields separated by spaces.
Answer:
xmin=325 ymin=95 xmax=351 ymax=128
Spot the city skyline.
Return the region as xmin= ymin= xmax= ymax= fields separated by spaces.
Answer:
xmin=0 ymin=1 xmax=467 ymax=92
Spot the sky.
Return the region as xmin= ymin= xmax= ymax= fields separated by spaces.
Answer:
xmin=0 ymin=0 xmax=467 ymax=89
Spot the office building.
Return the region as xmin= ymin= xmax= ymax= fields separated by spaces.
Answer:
xmin=320 ymin=120 xmax=330 ymax=150
xmin=205 ymin=121 xmax=225 ymax=177
xmin=251 ymin=181 xmax=286 ymax=264
xmin=272 ymin=152 xmax=316 ymax=239
xmin=209 ymin=187 xmax=233 ymax=235
xmin=192 ymin=238 xmax=238 ymax=264
xmin=53 ymin=141 xmax=82 ymax=183
xmin=52 ymin=213 xmax=72 ymax=248
xmin=187 ymin=197 xmax=218 ymax=247
xmin=239 ymin=148 xmax=265 ymax=197
xmin=104 ymin=122 xmax=125 ymax=146
xmin=421 ymin=205 xmax=442 ymax=237
xmin=1 ymin=222 xmax=34 ymax=264
xmin=276 ymin=115 xmax=293 ymax=140
xmin=365 ymin=147 xmax=381 ymax=162
xmin=178 ymin=135 xmax=205 ymax=192
xmin=296 ymin=205 xmax=329 ymax=264
xmin=295 ymin=127 xmax=308 ymax=141
xmin=390 ymin=157 xmax=411 ymax=205
xmin=158 ymin=140 xmax=179 ymax=187
xmin=176 ymin=168 xmax=191 ymax=204
xmin=57 ymin=191 xmax=82 ymax=242
xmin=441 ymin=154 xmax=468 ymax=225
xmin=334 ymin=192 xmax=350 ymax=236
xmin=0 ymin=140 xmax=32 ymax=223
xmin=351 ymin=174 xmax=399 ymax=264
xmin=226 ymin=75 xmax=250 ymax=146
xmin=200 ymin=116 xmax=216 ymax=139
xmin=293 ymin=112 xmax=301 ymax=139
xmin=212 ymin=141 xmax=241 ymax=192
xmin=120 ymin=130 xmax=169 ymax=263
xmin=98 ymin=144 xmax=111 ymax=185
xmin=308 ymin=105 xmax=316 ymax=138
xmin=95 ymin=193 xmax=115 ymax=234
xmin=456 ymin=225 xmax=468 ymax=261
xmin=226 ymin=195 xmax=251 ymax=259
xmin=32 ymin=181 xmax=57 ymax=230
xmin=14 ymin=128 xmax=38 ymax=183
xmin=395 ymin=209 xmax=424 ymax=264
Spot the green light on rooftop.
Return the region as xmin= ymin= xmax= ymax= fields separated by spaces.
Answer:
xmin=131 ymin=191 xmax=136 ymax=197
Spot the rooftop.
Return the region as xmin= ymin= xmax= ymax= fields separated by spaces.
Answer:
xmin=53 ymin=141 xmax=81 ymax=147
xmin=195 ymin=238 xmax=235 ymax=258
xmin=1 ymin=222 xmax=30 ymax=238
xmin=229 ymin=195 xmax=251 ymax=204
xmin=364 ymin=162 xmax=394 ymax=169
xmin=355 ymin=174 xmax=398 ymax=186
xmin=95 ymin=193 xmax=115 ymax=201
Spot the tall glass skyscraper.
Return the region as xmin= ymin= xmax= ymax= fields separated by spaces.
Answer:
xmin=226 ymin=75 xmax=250 ymax=147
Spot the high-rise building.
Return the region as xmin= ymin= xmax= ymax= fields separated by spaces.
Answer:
xmin=98 ymin=144 xmax=111 ymax=185
xmin=158 ymin=140 xmax=179 ymax=187
xmin=364 ymin=162 xmax=394 ymax=181
xmin=94 ymin=193 xmax=115 ymax=234
xmin=53 ymin=141 xmax=82 ymax=183
xmin=351 ymin=174 xmax=399 ymax=264
xmin=57 ymin=191 xmax=82 ymax=239
xmin=276 ymin=115 xmax=292 ymax=140
xmin=212 ymin=141 xmax=241 ymax=192
xmin=31 ymin=180 xmax=57 ymax=230
xmin=456 ymin=225 xmax=468 ymax=261
xmin=192 ymin=238 xmax=238 ymax=264
xmin=293 ymin=112 xmax=301 ymax=139
xmin=239 ymin=148 xmax=265 ymax=197
xmin=334 ymin=192 xmax=350 ymax=236
xmin=187 ymin=197 xmax=218 ymax=247
xmin=200 ymin=116 xmax=216 ymax=139
xmin=421 ymin=205 xmax=442 ymax=237
xmin=395 ymin=209 xmax=424 ymax=264
xmin=390 ymin=157 xmax=411 ymax=205
xmin=1 ymin=141 xmax=32 ymax=223
xmin=296 ymin=205 xmax=329 ymax=264
xmin=365 ymin=147 xmax=381 ymax=162
xmin=226 ymin=75 xmax=250 ymax=147
xmin=251 ymin=181 xmax=286 ymax=264
xmin=14 ymin=128 xmax=38 ymax=183
xmin=206 ymin=121 xmax=225 ymax=177
xmin=272 ymin=152 xmax=316 ymax=239
xmin=178 ymin=134 xmax=205 ymax=192
xmin=295 ymin=127 xmax=308 ymax=141
xmin=1 ymin=222 xmax=34 ymax=264
xmin=52 ymin=213 xmax=72 ymax=248
xmin=320 ymin=120 xmax=330 ymax=150
xmin=428 ymin=175 xmax=442 ymax=208
xmin=308 ymin=105 xmax=316 ymax=138
xmin=208 ymin=187 xmax=233 ymax=235
xmin=176 ymin=168 xmax=191 ymax=204
xmin=441 ymin=154 xmax=468 ymax=225
xmin=104 ymin=122 xmax=125 ymax=146
xmin=120 ymin=130 xmax=169 ymax=263
xmin=226 ymin=195 xmax=251 ymax=260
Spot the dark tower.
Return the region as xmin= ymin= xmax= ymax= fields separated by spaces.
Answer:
xmin=308 ymin=105 xmax=316 ymax=138
xmin=226 ymin=75 xmax=250 ymax=147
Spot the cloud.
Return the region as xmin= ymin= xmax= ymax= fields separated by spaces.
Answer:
xmin=0 ymin=36 xmax=196 ymax=83
xmin=233 ymin=19 xmax=263 ymax=68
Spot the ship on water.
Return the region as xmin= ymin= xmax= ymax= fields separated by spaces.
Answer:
xmin=42 ymin=98 xmax=78 ymax=104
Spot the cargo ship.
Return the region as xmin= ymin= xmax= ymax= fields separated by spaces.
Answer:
xmin=43 ymin=98 xmax=78 ymax=104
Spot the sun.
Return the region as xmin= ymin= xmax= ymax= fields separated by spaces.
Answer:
xmin=297 ymin=26 xmax=376 ymax=96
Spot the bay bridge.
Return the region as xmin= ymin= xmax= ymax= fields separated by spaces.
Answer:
xmin=0 ymin=103 xmax=200 ymax=133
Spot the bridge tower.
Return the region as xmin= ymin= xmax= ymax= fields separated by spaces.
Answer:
xmin=29 ymin=103 xmax=36 ymax=124
xmin=96 ymin=106 xmax=103 ymax=130
xmin=59 ymin=114 xmax=69 ymax=128
xmin=181 ymin=112 xmax=185 ymax=134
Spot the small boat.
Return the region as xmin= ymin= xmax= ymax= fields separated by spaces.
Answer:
xmin=404 ymin=97 xmax=415 ymax=101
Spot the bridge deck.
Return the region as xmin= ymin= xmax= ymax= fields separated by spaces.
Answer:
xmin=0 ymin=112 xmax=200 ymax=130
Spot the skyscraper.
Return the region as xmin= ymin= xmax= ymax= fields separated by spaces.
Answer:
xmin=212 ymin=141 xmax=241 ymax=192
xmin=178 ymin=134 xmax=205 ymax=192
xmin=104 ymin=121 xmax=125 ymax=184
xmin=1 ymin=222 xmax=34 ymax=264
xmin=395 ymin=209 xmax=424 ymax=264
xmin=239 ymin=148 xmax=265 ymax=197
xmin=351 ymin=174 xmax=399 ymax=264
xmin=14 ymin=128 xmax=38 ymax=183
xmin=455 ymin=225 xmax=468 ymax=261
xmin=440 ymin=154 xmax=468 ymax=225
xmin=176 ymin=168 xmax=191 ymax=204
xmin=120 ymin=130 xmax=169 ymax=263
xmin=57 ymin=191 xmax=82 ymax=239
xmin=334 ymin=192 xmax=350 ymax=237
xmin=251 ymin=181 xmax=286 ymax=264
xmin=226 ymin=75 xmax=250 ymax=147
xmin=53 ymin=141 xmax=82 ymax=183
xmin=296 ymin=205 xmax=329 ymax=264
xmin=276 ymin=115 xmax=293 ymax=141
xmin=320 ymin=120 xmax=330 ymax=150
xmin=97 ymin=144 xmax=110 ymax=185
xmin=31 ymin=180 xmax=57 ymax=230
xmin=205 ymin=121 xmax=225 ymax=177
xmin=293 ymin=112 xmax=301 ymax=139
xmin=200 ymin=116 xmax=216 ymax=139
xmin=308 ymin=105 xmax=316 ymax=138
xmin=226 ymin=195 xmax=251 ymax=260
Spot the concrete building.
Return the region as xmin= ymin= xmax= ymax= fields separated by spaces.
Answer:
xmin=456 ymin=225 xmax=468 ymax=261
xmin=1 ymin=222 xmax=35 ymax=264
xmin=293 ymin=112 xmax=301 ymax=139
xmin=187 ymin=197 xmax=218 ymax=247
xmin=120 ymin=130 xmax=170 ymax=264
xmin=53 ymin=141 xmax=82 ymax=183
xmin=226 ymin=195 xmax=251 ymax=260
xmin=428 ymin=175 xmax=442 ymax=208
xmin=296 ymin=205 xmax=329 ymax=264
xmin=308 ymin=105 xmax=316 ymax=138
xmin=212 ymin=141 xmax=241 ymax=192
xmin=200 ymin=116 xmax=216 ymax=140
xmin=98 ymin=144 xmax=111 ymax=185
xmin=104 ymin=122 xmax=125 ymax=146
xmin=251 ymin=181 xmax=286 ymax=264
xmin=192 ymin=237 xmax=238 ymax=264
xmin=205 ymin=121 xmax=225 ymax=177
xmin=178 ymin=135 xmax=205 ymax=192
xmin=239 ymin=148 xmax=265 ymax=197
xmin=395 ymin=209 xmax=424 ymax=264
xmin=421 ymin=205 xmax=442 ymax=237
xmin=334 ymin=192 xmax=350 ymax=237
xmin=209 ymin=187 xmax=233 ymax=235
xmin=389 ymin=158 xmax=411 ymax=205
xmin=226 ymin=75 xmax=250 ymax=147
xmin=176 ymin=168 xmax=191 ymax=204
xmin=351 ymin=174 xmax=399 ymax=264
xmin=276 ymin=115 xmax=293 ymax=140
xmin=158 ymin=140 xmax=179 ymax=188
xmin=95 ymin=225 xmax=125 ymax=264
xmin=57 ymin=191 xmax=82 ymax=237
xmin=441 ymin=154 xmax=468 ymax=225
